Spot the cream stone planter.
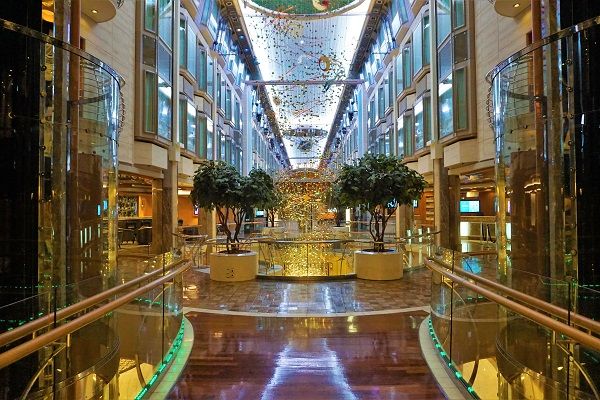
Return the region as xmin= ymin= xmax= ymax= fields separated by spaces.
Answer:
xmin=354 ymin=250 xmax=403 ymax=280
xmin=209 ymin=251 xmax=258 ymax=282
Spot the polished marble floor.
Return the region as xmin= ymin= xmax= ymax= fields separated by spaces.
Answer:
xmin=168 ymin=311 xmax=444 ymax=400
xmin=182 ymin=268 xmax=432 ymax=315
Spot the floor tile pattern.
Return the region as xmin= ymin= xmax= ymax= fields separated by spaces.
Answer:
xmin=182 ymin=268 xmax=433 ymax=314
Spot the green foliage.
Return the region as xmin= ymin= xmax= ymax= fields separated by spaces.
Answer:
xmin=335 ymin=154 xmax=426 ymax=250
xmin=191 ymin=161 xmax=276 ymax=251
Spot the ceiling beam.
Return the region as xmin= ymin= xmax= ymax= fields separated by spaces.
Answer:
xmin=246 ymin=79 xmax=365 ymax=86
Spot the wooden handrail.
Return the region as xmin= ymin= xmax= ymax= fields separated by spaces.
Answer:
xmin=425 ymin=259 xmax=600 ymax=352
xmin=0 ymin=261 xmax=191 ymax=370
xmin=0 ymin=258 xmax=187 ymax=348
xmin=431 ymin=256 xmax=600 ymax=336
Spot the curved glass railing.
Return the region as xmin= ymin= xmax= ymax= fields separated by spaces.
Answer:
xmin=0 ymin=252 xmax=188 ymax=399
xmin=428 ymin=246 xmax=600 ymax=399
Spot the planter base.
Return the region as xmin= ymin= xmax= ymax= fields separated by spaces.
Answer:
xmin=354 ymin=250 xmax=403 ymax=280
xmin=209 ymin=251 xmax=258 ymax=282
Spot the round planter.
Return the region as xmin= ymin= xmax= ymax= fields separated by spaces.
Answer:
xmin=209 ymin=251 xmax=258 ymax=282
xmin=354 ymin=250 xmax=403 ymax=280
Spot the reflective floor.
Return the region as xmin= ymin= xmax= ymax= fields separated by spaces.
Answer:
xmin=182 ymin=268 xmax=432 ymax=314
xmin=168 ymin=312 xmax=443 ymax=399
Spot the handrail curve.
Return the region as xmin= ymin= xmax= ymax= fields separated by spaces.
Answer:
xmin=0 ymin=261 xmax=191 ymax=370
xmin=432 ymin=257 xmax=600 ymax=336
xmin=0 ymin=258 xmax=187 ymax=348
xmin=425 ymin=259 xmax=600 ymax=352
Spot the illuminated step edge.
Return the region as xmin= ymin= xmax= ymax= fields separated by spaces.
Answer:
xmin=134 ymin=317 xmax=193 ymax=400
xmin=427 ymin=318 xmax=479 ymax=399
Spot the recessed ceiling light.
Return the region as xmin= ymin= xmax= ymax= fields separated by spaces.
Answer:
xmin=91 ymin=9 xmax=98 ymax=14
xmin=513 ymin=3 xmax=520 ymax=7
xmin=236 ymin=28 xmax=241 ymax=32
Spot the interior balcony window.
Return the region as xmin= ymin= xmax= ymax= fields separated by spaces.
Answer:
xmin=179 ymin=19 xmax=186 ymax=67
xmin=145 ymin=0 xmax=156 ymax=31
xmin=198 ymin=115 xmax=207 ymax=158
xmin=378 ymin=86 xmax=385 ymax=120
xmin=158 ymin=76 xmax=172 ymax=139
xmin=158 ymin=0 xmax=172 ymax=48
xmin=157 ymin=42 xmax=172 ymax=84
xmin=142 ymin=34 xmax=156 ymax=67
xmin=414 ymin=98 xmax=424 ymax=150
xmin=206 ymin=118 xmax=214 ymax=160
xmin=207 ymin=58 xmax=214 ymax=97
xmin=439 ymin=74 xmax=453 ymax=138
xmin=225 ymin=89 xmax=232 ymax=120
xmin=423 ymin=15 xmax=430 ymax=66
xmin=395 ymin=54 xmax=403 ymax=95
xmin=455 ymin=68 xmax=467 ymax=130
xmin=388 ymin=70 xmax=394 ymax=105
xmin=424 ymin=96 xmax=432 ymax=143
xmin=402 ymin=45 xmax=412 ymax=90
xmin=397 ymin=116 xmax=404 ymax=158
xmin=198 ymin=49 xmax=207 ymax=91
xmin=178 ymin=98 xmax=186 ymax=145
xmin=453 ymin=0 xmax=465 ymax=29
xmin=144 ymin=71 xmax=157 ymax=133
xmin=187 ymin=27 xmax=196 ymax=78
xmin=413 ymin=21 xmax=422 ymax=75
xmin=187 ymin=101 xmax=196 ymax=152
xmin=437 ymin=0 xmax=451 ymax=45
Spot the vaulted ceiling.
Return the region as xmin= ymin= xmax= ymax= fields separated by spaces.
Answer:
xmin=238 ymin=0 xmax=371 ymax=168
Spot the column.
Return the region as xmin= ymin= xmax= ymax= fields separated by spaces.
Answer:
xmin=433 ymin=158 xmax=449 ymax=248
xmin=448 ymin=174 xmax=461 ymax=251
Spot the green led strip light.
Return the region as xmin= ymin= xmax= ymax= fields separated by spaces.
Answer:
xmin=427 ymin=319 xmax=479 ymax=399
xmin=134 ymin=320 xmax=185 ymax=400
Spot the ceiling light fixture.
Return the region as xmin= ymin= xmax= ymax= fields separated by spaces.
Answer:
xmin=513 ymin=3 xmax=520 ymax=7
xmin=91 ymin=9 xmax=98 ymax=14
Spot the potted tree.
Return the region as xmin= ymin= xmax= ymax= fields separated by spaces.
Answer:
xmin=335 ymin=154 xmax=425 ymax=280
xmin=191 ymin=161 xmax=275 ymax=281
